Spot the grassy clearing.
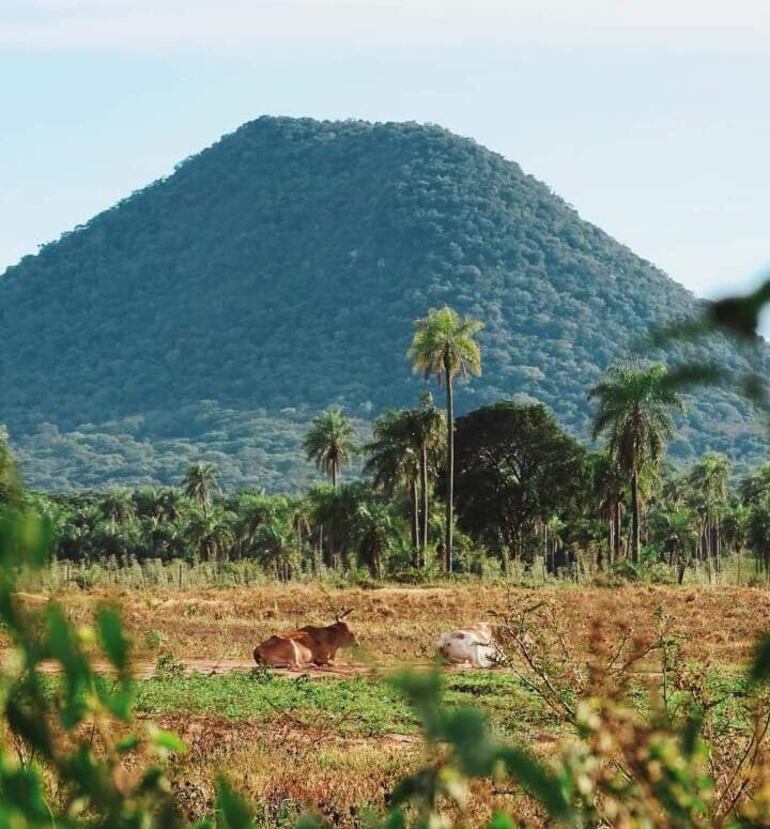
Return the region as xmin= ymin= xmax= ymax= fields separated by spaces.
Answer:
xmin=130 ymin=670 xmax=554 ymax=740
xmin=135 ymin=673 xmax=415 ymax=736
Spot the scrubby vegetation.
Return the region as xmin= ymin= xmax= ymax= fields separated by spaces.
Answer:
xmin=2 ymin=117 xmax=768 ymax=489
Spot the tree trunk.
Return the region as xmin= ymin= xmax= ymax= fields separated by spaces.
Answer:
xmin=421 ymin=443 xmax=429 ymax=555
xmin=631 ymin=472 xmax=640 ymax=564
xmin=613 ymin=501 xmax=622 ymax=562
xmin=705 ymin=519 xmax=712 ymax=584
xmin=444 ymin=357 xmax=454 ymax=573
xmin=331 ymin=463 xmax=338 ymax=491
xmin=410 ymin=478 xmax=419 ymax=554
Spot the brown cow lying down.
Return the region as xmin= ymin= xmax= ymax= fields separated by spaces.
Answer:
xmin=253 ymin=612 xmax=356 ymax=668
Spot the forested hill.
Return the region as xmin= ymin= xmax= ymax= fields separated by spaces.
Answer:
xmin=1 ymin=116 xmax=766 ymax=490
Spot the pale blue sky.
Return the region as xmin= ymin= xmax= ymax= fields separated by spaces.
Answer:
xmin=1 ymin=1 xmax=769 ymax=301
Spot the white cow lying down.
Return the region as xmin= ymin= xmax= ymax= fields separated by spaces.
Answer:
xmin=436 ymin=622 xmax=497 ymax=668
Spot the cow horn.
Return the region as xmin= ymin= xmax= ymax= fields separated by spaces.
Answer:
xmin=337 ymin=608 xmax=354 ymax=620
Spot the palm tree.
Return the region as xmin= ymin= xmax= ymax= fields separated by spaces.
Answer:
xmin=365 ymin=398 xmax=444 ymax=562
xmin=723 ymin=501 xmax=749 ymax=584
xmin=182 ymin=463 xmax=218 ymax=516
xmin=353 ymin=501 xmax=395 ymax=580
xmin=154 ymin=488 xmax=184 ymax=523
xmin=303 ymin=408 xmax=357 ymax=490
xmin=740 ymin=462 xmax=770 ymax=506
xmin=589 ymin=364 xmax=684 ymax=563
xmin=99 ymin=489 xmax=136 ymax=531
xmin=414 ymin=393 xmax=445 ymax=552
xmin=590 ymin=452 xmax=625 ymax=565
xmin=650 ymin=503 xmax=698 ymax=583
xmin=253 ymin=514 xmax=299 ymax=581
xmin=408 ymin=306 xmax=483 ymax=571
xmin=689 ymin=453 xmax=730 ymax=578
xmin=365 ymin=409 xmax=421 ymax=550
xmin=185 ymin=506 xmax=234 ymax=563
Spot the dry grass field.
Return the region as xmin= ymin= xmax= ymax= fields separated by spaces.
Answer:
xmin=29 ymin=582 xmax=770 ymax=665
xmin=17 ymin=583 xmax=770 ymax=826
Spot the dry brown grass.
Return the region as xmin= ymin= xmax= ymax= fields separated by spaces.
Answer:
xmin=152 ymin=713 xmax=542 ymax=826
xmin=23 ymin=583 xmax=770 ymax=667
xmin=156 ymin=714 xmax=422 ymax=824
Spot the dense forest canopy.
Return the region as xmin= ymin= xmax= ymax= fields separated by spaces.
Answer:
xmin=0 ymin=116 xmax=766 ymax=490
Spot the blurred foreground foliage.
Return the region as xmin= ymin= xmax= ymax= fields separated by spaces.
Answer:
xmin=0 ymin=506 xmax=254 ymax=828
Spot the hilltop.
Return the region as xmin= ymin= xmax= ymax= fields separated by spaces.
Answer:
xmin=0 ymin=116 xmax=765 ymax=489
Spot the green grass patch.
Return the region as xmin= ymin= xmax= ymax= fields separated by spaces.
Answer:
xmin=134 ymin=672 xmax=417 ymax=736
xmin=131 ymin=668 xmax=553 ymax=738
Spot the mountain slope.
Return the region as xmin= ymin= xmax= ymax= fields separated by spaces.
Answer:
xmin=0 ymin=116 xmax=765 ymax=490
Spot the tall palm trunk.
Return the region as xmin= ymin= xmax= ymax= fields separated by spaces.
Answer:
xmin=613 ymin=501 xmax=622 ymax=561
xmin=444 ymin=355 xmax=454 ymax=573
xmin=630 ymin=471 xmax=640 ymax=563
xmin=705 ymin=519 xmax=713 ymax=584
xmin=329 ymin=462 xmax=338 ymax=570
xmin=421 ymin=443 xmax=429 ymax=556
xmin=410 ymin=478 xmax=419 ymax=553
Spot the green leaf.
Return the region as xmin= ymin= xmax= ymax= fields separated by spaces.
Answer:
xmin=708 ymin=281 xmax=770 ymax=338
xmin=0 ymin=508 xmax=51 ymax=570
xmin=444 ymin=708 xmax=497 ymax=776
xmin=216 ymin=778 xmax=254 ymax=829
xmin=150 ymin=728 xmax=187 ymax=755
xmin=95 ymin=679 xmax=134 ymax=722
xmin=137 ymin=766 xmax=165 ymax=794
xmin=1 ymin=764 xmax=51 ymax=820
xmin=388 ymin=768 xmax=439 ymax=808
xmin=497 ymin=746 xmax=571 ymax=823
xmin=6 ymin=693 xmax=53 ymax=759
xmin=59 ymin=696 xmax=90 ymax=730
xmin=391 ymin=670 xmax=444 ymax=739
xmin=45 ymin=604 xmax=90 ymax=683
xmin=62 ymin=744 xmax=111 ymax=801
xmin=680 ymin=712 xmax=703 ymax=757
xmin=383 ymin=808 xmax=406 ymax=829
xmin=116 ymin=734 xmax=141 ymax=754
xmin=97 ymin=606 xmax=130 ymax=673
xmin=487 ymin=812 xmax=517 ymax=829
xmin=749 ymin=635 xmax=770 ymax=683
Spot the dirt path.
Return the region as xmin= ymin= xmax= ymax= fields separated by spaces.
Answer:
xmin=33 ymin=657 xmax=427 ymax=680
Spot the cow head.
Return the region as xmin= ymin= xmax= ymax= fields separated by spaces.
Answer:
xmin=333 ymin=609 xmax=356 ymax=646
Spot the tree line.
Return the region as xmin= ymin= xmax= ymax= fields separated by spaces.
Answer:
xmin=4 ymin=305 xmax=770 ymax=583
